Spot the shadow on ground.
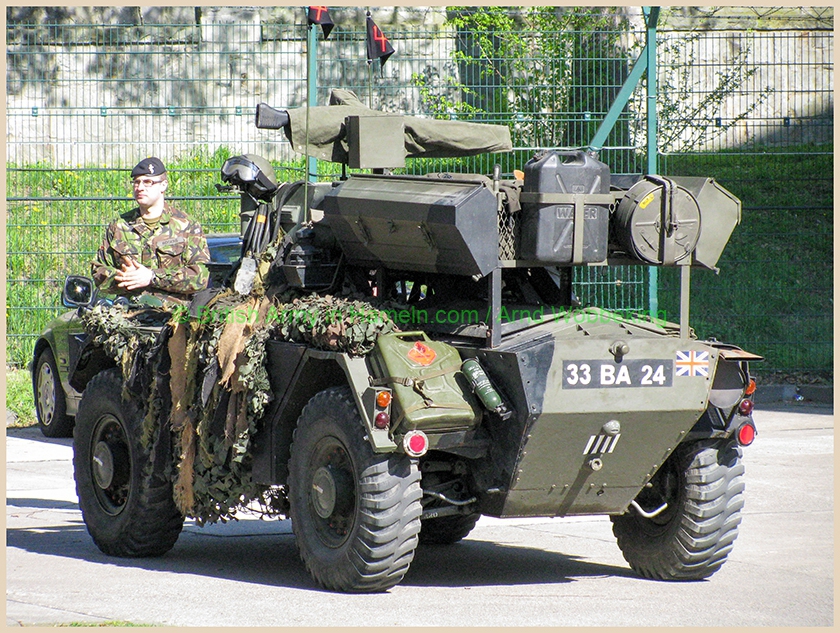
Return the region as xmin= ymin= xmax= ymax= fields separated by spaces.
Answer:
xmin=7 ymin=516 xmax=636 ymax=591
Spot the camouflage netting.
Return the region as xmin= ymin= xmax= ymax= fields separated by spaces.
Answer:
xmin=81 ymin=289 xmax=398 ymax=524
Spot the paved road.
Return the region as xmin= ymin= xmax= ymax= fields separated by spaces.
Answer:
xmin=6 ymin=403 xmax=833 ymax=627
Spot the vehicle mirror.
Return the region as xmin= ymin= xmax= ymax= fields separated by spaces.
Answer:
xmin=62 ymin=275 xmax=94 ymax=308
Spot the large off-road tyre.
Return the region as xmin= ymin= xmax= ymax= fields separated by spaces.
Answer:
xmin=73 ymin=369 xmax=184 ymax=557
xmin=419 ymin=512 xmax=480 ymax=545
xmin=288 ymin=386 xmax=422 ymax=593
xmin=611 ymin=438 xmax=745 ymax=581
xmin=34 ymin=347 xmax=75 ymax=438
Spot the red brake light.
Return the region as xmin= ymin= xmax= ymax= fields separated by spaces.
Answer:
xmin=375 ymin=412 xmax=390 ymax=429
xmin=737 ymin=422 xmax=756 ymax=446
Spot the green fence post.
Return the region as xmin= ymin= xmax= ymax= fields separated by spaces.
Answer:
xmin=644 ymin=7 xmax=660 ymax=318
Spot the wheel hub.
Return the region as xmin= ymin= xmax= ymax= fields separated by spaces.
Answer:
xmin=311 ymin=466 xmax=338 ymax=518
xmin=92 ymin=440 xmax=116 ymax=490
xmin=37 ymin=363 xmax=56 ymax=423
xmin=311 ymin=465 xmax=354 ymax=519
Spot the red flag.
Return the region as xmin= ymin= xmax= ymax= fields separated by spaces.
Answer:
xmin=307 ymin=6 xmax=334 ymax=39
xmin=366 ymin=15 xmax=394 ymax=67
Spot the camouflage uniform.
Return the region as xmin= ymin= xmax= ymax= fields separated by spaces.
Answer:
xmin=92 ymin=203 xmax=210 ymax=305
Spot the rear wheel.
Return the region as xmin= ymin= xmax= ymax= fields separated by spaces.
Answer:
xmin=288 ymin=386 xmax=422 ymax=592
xmin=34 ymin=347 xmax=74 ymax=438
xmin=611 ymin=439 xmax=744 ymax=580
xmin=419 ymin=512 xmax=480 ymax=545
xmin=73 ymin=369 xmax=183 ymax=557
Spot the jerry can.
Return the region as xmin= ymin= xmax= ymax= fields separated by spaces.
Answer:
xmin=369 ymin=332 xmax=482 ymax=433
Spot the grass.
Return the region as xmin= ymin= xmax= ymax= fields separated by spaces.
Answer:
xmin=6 ymin=366 xmax=36 ymax=427
xmin=658 ymin=145 xmax=833 ymax=378
xmin=6 ymin=144 xmax=834 ymax=378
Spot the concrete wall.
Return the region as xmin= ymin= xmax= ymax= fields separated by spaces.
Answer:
xmin=6 ymin=6 xmax=453 ymax=165
xmin=6 ymin=6 xmax=833 ymax=165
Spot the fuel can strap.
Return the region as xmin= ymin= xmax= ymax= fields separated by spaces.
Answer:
xmin=369 ymin=363 xmax=462 ymax=388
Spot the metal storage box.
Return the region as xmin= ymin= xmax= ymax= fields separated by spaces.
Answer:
xmin=317 ymin=174 xmax=499 ymax=277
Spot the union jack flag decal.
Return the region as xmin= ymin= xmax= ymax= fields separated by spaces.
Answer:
xmin=675 ymin=350 xmax=710 ymax=377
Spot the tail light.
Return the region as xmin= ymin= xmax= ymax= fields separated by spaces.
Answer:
xmin=402 ymin=430 xmax=429 ymax=457
xmin=373 ymin=388 xmax=392 ymax=429
xmin=738 ymin=398 xmax=754 ymax=416
xmin=737 ymin=421 xmax=757 ymax=446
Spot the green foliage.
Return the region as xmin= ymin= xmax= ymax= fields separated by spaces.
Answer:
xmin=658 ymin=145 xmax=833 ymax=376
xmin=6 ymin=149 xmax=244 ymax=367
xmin=647 ymin=31 xmax=773 ymax=153
xmin=5 ymin=367 xmax=36 ymax=427
xmin=412 ymin=7 xmax=630 ymax=148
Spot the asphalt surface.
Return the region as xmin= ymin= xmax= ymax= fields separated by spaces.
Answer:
xmin=6 ymin=403 xmax=833 ymax=627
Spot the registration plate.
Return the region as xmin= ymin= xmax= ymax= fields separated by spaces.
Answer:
xmin=562 ymin=360 xmax=674 ymax=389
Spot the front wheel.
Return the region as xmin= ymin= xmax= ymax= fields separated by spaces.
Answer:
xmin=288 ymin=386 xmax=422 ymax=592
xmin=34 ymin=347 xmax=74 ymax=438
xmin=73 ymin=369 xmax=184 ymax=557
xmin=611 ymin=438 xmax=745 ymax=581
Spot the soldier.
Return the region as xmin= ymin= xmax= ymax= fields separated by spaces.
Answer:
xmin=92 ymin=157 xmax=210 ymax=305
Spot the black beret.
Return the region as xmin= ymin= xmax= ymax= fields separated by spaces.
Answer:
xmin=131 ymin=157 xmax=167 ymax=178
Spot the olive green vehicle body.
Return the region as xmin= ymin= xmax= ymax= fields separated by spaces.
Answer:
xmin=63 ymin=107 xmax=759 ymax=592
xmin=233 ymin=148 xmax=753 ymax=521
xmin=250 ymin=307 xmax=748 ymax=520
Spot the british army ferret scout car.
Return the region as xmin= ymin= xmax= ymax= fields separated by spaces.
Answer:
xmin=69 ymin=91 xmax=761 ymax=593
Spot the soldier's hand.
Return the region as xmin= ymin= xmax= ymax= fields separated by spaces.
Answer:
xmin=116 ymin=258 xmax=155 ymax=290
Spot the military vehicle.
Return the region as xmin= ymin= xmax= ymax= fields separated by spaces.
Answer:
xmin=67 ymin=91 xmax=761 ymax=593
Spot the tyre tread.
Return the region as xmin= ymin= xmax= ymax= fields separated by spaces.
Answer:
xmin=74 ymin=369 xmax=183 ymax=558
xmin=289 ymin=386 xmax=422 ymax=592
xmin=611 ymin=439 xmax=745 ymax=581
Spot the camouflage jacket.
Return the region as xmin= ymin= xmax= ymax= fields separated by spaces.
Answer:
xmin=91 ymin=203 xmax=210 ymax=303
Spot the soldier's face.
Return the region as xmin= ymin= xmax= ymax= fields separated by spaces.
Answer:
xmin=132 ymin=176 xmax=167 ymax=208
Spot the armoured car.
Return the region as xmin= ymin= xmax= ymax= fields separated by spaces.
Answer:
xmin=66 ymin=95 xmax=760 ymax=593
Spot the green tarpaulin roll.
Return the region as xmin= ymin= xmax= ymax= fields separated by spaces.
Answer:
xmin=285 ymin=89 xmax=513 ymax=163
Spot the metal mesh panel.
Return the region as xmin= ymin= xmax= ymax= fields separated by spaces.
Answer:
xmin=657 ymin=27 xmax=833 ymax=376
xmin=6 ymin=8 xmax=833 ymax=377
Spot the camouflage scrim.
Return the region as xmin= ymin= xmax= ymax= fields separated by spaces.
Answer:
xmin=92 ymin=203 xmax=210 ymax=302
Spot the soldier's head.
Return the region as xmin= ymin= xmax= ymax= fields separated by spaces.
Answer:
xmin=130 ymin=157 xmax=168 ymax=211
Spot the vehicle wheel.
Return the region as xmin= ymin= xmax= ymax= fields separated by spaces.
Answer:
xmin=611 ymin=438 xmax=744 ymax=581
xmin=73 ymin=369 xmax=184 ymax=557
xmin=419 ymin=512 xmax=480 ymax=545
xmin=34 ymin=348 xmax=74 ymax=438
xmin=288 ymin=386 xmax=422 ymax=592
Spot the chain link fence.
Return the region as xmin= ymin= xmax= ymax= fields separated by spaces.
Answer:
xmin=6 ymin=7 xmax=833 ymax=378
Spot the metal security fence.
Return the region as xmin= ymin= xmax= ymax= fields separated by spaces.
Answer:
xmin=655 ymin=25 xmax=834 ymax=379
xmin=6 ymin=7 xmax=834 ymax=378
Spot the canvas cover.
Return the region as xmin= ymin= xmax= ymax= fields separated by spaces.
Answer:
xmin=285 ymin=89 xmax=513 ymax=163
